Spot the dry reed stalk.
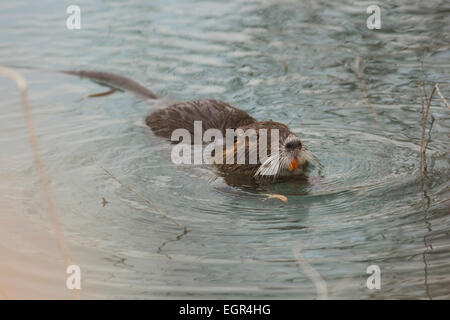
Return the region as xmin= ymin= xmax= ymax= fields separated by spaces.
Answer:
xmin=421 ymin=55 xmax=428 ymax=101
xmin=418 ymin=83 xmax=426 ymax=194
xmin=435 ymin=84 xmax=450 ymax=110
xmin=0 ymin=66 xmax=80 ymax=300
xmin=420 ymin=85 xmax=436 ymax=182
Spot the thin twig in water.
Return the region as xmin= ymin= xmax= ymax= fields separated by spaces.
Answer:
xmin=421 ymin=54 xmax=428 ymax=102
xmin=355 ymin=57 xmax=382 ymax=131
xmin=418 ymin=51 xmax=434 ymax=300
xmin=418 ymin=83 xmax=426 ymax=192
xmin=435 ymin=84 xmax=450 ymax=110
xmin=421 ymin=86 xmax=436 ymax=181
xmin=420 ymin=54 xmax=435 ymax=121
xmin=99 ymin=165 xmax=188 ymax=232
xmin=157 ymin=228 xmax=189 ymax=259
xmin=424 ymin=113 xmax=435 ymax=188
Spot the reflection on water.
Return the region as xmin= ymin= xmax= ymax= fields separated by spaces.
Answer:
xmin=0 ymin=0 xmax=449 ymax=299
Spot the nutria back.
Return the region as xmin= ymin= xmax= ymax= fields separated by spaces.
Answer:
xmin=146 ymin=99 xmax=256 ymax=142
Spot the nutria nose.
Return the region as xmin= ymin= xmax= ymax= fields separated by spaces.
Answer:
xmin=285 ymin=140 xmax=302 ymax=151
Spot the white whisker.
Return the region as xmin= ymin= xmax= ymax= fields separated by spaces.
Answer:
xmin=303 ymin=148 xmax=323 ymax=171
xmin=255 ymin=153 xmax=281 ymax=177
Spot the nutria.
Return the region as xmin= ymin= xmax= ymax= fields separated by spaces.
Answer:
xmin=61 ymin=70 xmax=322 ymax=180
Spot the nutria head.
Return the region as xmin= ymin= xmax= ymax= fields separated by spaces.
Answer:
xmin=214 ymin=120 xmax=322 ymax=179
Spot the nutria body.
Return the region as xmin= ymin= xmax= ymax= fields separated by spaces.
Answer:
xmin=145 ymin=99 xmax=255 ymax=139
xmin=63 ymin=70 xmax=322 ymax=179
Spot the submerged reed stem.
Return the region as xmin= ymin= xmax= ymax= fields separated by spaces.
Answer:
xmin=99 ymin=165 xmax=188 ymax=232
xmin=356 ymin=57 xmax=381 ymax=131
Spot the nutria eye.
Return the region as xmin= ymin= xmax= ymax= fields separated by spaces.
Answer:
xmin=285 ymin=140 xmax=302 ymax=150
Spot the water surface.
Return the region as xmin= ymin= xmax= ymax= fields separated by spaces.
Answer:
xmin=0 ymin=0 xmax=449 ymax=299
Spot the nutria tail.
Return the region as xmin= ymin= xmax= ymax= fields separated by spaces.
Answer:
xmin=62 ymin=70 xmax=158 ymax=100
xmin=146 ymin=99 xmax=256 ymax=142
